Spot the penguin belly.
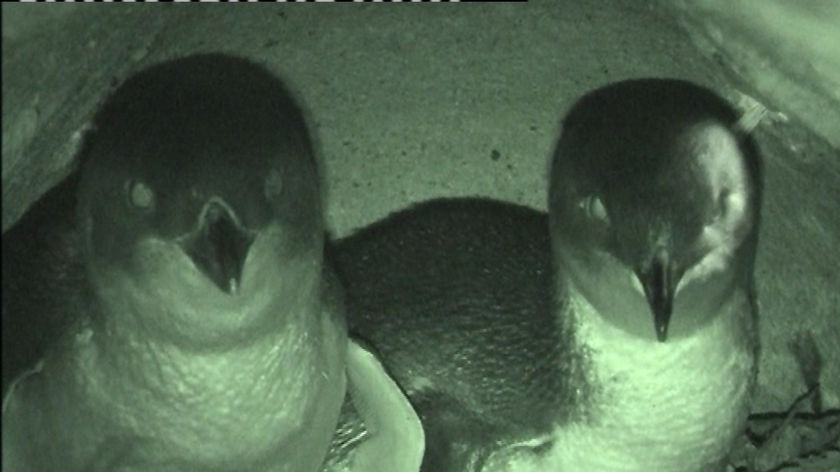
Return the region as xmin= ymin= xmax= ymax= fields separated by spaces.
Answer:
xmin=482 ymin=285 xmax=756 ymax=472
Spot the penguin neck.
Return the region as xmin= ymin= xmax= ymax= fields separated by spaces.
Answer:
xmin=47 ymin=272 xmax=347 ymax=468
xmin=545 ymin=277 xmax=756 ymax=471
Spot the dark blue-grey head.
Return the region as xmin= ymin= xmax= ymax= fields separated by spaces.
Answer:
xmin=75 ymin=54 xmax=324 ymax=346
xmin=549 ymin=79 xmax=762 ymax=342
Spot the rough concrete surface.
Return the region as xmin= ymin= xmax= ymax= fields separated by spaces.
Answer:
xmin=2 ymin=2 xmax=839 ymax=470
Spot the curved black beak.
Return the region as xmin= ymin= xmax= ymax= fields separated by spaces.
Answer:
xmin=180 ymin=200 xmax=255 ymax=294
xmin=637 ymin=251 xmax=678 ymax=342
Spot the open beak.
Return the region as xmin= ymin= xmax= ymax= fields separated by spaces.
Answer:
xmin=637 ymin=250 xmax=679 ymax=342
xmin=180 ymin=200 xmax=255 ymax=294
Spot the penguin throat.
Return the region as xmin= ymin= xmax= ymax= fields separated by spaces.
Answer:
xmin=542 ymin=283 xmax=756 ymax=471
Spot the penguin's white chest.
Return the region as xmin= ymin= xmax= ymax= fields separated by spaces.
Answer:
xmin=485 ymin=288 xmax=756 ymax=472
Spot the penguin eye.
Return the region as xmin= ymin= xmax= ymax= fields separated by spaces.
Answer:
xmin=264 ymin=169 xmax=283 ymax=199
xmin=578 ymin=195 xmax=609 ymax=225
xmin=126 ymin=179 xmax=154 ymax=209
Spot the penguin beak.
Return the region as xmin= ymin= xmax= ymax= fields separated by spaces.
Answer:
xmin=636 ymin=251 xmax=677 ymax=342
xmin=180 ymin=200 xmax=255 ymax=295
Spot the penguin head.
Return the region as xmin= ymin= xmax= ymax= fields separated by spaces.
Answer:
xmin=549 ymin=79 xmax=762 ymax=342
xmin=76 ymin=54 xmax=327 ymax=349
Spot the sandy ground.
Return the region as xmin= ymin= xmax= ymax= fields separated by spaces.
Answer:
xmin=2 ymin=2 xmax=838 ymax=470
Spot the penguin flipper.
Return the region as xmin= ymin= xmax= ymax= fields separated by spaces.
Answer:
xmin=2 ymin=361 xmax=43 ymax=472
xmin=4 ymin=372 xmax=166 ymax=472
xmin=2 ymin=172 xmax=83 ymax=395
xmin=342 ymin=338 xmax=425 ymax=472
xmin=0 ymin=362 xmax=91 ymax=472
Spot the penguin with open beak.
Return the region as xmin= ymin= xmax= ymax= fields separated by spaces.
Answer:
xmin=2 ymin=54 xmax=422 ymax=472
xmin=329 ymin=78 xmax=762 ymax=471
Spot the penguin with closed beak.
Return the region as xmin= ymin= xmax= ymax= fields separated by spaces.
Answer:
xmin=2 ymin=54 xmax=422 ymax=472
xmin=329 ymin=78 xmax=762 ymax=471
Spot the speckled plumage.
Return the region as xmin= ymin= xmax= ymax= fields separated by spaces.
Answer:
xmin=328 ymin=199 xmax=577 ymax=470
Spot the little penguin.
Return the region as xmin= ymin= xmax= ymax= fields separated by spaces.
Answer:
xmin=329 ymin=78 xmax=763 ymax=471
xmin=2 ymin=54 xmax=422 ymax=472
